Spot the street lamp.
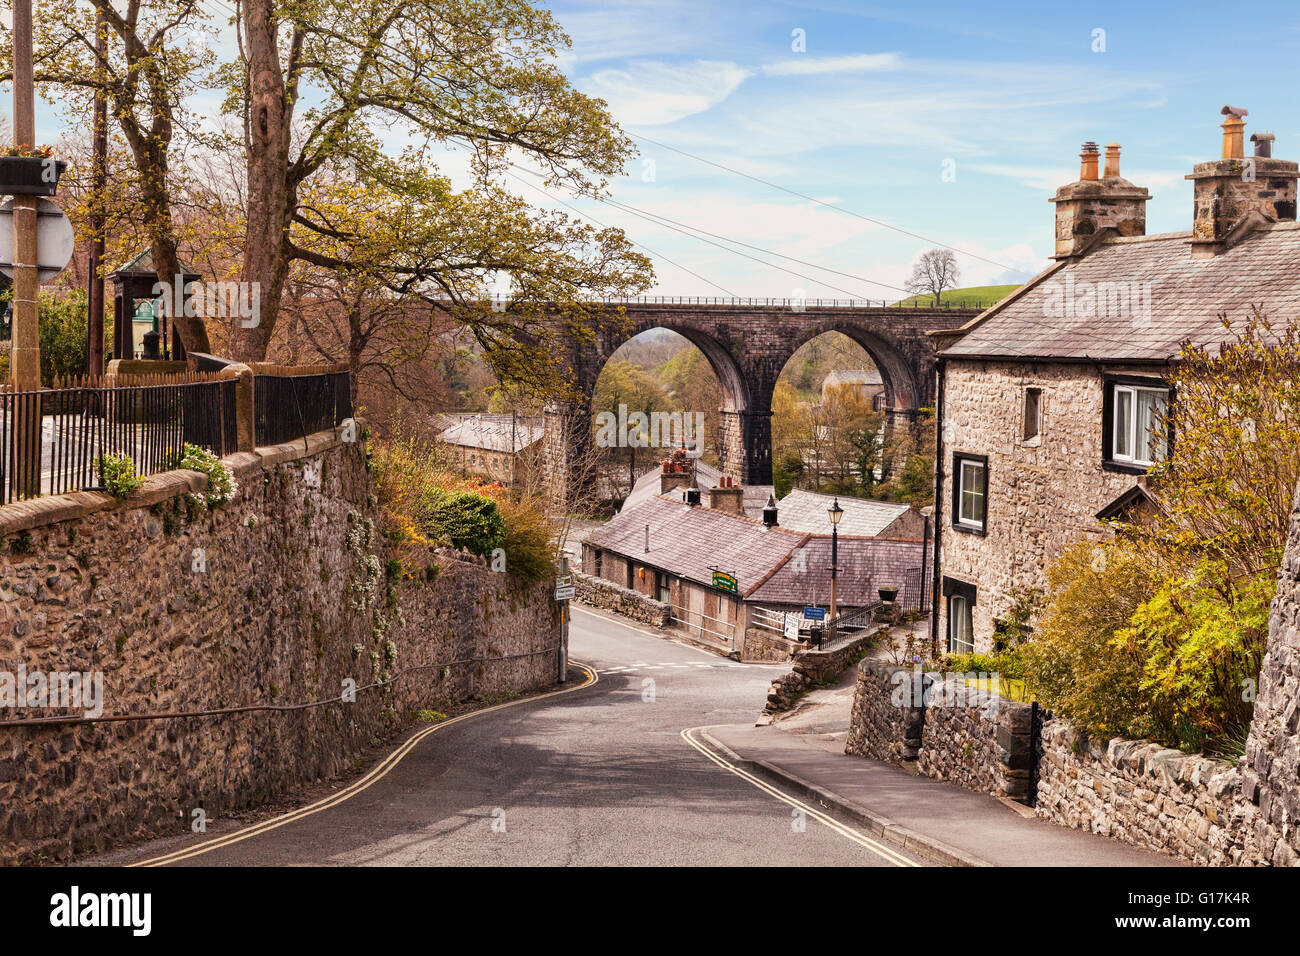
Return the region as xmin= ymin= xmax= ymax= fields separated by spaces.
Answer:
xmin=828 ymin=497 xmax=843 ymax=639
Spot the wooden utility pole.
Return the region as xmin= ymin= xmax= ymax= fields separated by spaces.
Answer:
xmin=9 ymin=0 xmax=40 ymax=391
xmin=86 ymin=5 xmax=107 ymax=377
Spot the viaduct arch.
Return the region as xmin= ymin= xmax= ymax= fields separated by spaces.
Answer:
xmin=546 ymin=298 xmax=982 ymax=497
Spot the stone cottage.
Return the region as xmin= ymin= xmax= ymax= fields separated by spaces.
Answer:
xmin=582 ymin=475 xmax=925 ymax=659
xmin=438 ymin=412 xmax=544 ymax=487
xmin=932 ymin=107 xmax=1300 ymax=653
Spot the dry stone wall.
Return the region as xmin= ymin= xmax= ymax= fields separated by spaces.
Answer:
xmin=0 ymin=431 xmax=562 ymax=864
xmin=844 ymin=662 xmax=924 ymax=762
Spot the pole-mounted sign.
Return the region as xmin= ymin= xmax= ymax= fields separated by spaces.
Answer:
xmin=0 ymin=197 xmax=74 ymax=283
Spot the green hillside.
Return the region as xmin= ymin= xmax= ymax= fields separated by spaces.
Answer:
xmin=894 ymin=284 xmax=1021 ymax=308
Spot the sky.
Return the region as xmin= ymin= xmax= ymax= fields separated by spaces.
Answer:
xmin=526 ymin=0 xmax=1300 ymax=299
xmin=11 ymin=0 xmax=1300 ymax=301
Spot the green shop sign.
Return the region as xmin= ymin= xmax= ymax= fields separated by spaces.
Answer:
xmin=711 ymin=570 xmax=738 ymax=594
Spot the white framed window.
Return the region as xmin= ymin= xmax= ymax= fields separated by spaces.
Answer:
xmin=948 ymin=595 xmax=974 ymax=654
xmin=1110 ymin=383 xmax=1167 ymax=467
xmin=953 ymin=454 xmax=987 ymax=532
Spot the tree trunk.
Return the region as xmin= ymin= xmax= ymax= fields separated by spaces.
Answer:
xmin=236 ymin=0 xmax=294 ymax=362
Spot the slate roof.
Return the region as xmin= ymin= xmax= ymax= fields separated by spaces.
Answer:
xmin=621 ymin=461 xmax=773 ymax=519
xmin=585 ymin=494 xmax=805 ymax=593
xmin=749 ymin=535 xmax=924 ymax=607
xmin=822 ymin=369 xmax=883 ymax=388
xmin=583 ymin=493 xmax=925 ymax=607
xmin=439 ymin=414 xmax=544 ymax=453
xmin=942 ymin=223 xmax=1300 ymax=362
xmin=776 ymin=488 xmax=913 ymax=537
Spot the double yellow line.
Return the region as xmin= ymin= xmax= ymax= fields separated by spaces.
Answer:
xmin=680 ymin=727 xmax=919 ymax=867
xmin=130 ymin=662 xmax=598 ymax=867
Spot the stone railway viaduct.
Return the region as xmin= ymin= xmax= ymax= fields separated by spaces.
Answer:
xmin=545 ymin=298 xmax=982 ymax=491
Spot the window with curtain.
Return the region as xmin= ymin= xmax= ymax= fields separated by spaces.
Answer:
xmin=948 ymin=595 xmax=973 ymax=654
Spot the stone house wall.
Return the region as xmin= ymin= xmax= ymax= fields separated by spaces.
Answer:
xmin=0 ymin=430 xmax=562 ymax=864
xmin=938 ymin=359 xmax=1156 ymax=650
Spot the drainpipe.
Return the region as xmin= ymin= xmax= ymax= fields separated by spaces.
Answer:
xmin=930 ymin=356 xmax=946 ymax=653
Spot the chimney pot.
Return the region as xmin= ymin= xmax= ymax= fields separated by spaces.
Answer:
xmin=1220 ymin=106 xmax=1248 ymax=159
xmin=1080 ymin=141 xmax=1100 ymax=181
xmin=1252 ymin=132 xmax=1276 ymax=159
xmin=1103 ymin=142 xmax=1122 ymax=179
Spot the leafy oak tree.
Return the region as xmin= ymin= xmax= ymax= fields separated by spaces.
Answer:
xmin=230 ymin=0 xmax=651 ymax=384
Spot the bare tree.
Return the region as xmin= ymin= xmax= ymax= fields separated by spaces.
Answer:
xmin=905 ymin=249 xmax=961 ymax=306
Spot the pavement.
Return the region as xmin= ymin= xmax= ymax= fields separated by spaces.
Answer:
xmin=699 ymin=651 xmax=1180 ymax=867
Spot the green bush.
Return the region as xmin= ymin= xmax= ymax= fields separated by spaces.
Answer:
xmin=1023 ymin=541 xmax=1164 ymax=741
xmin=419 ymin=487 xmax=506 ymax=556
xmin=496 ymin=495 xmax=556 ymax=583
xmin=96 ymin=453 xmax=145 ymax=499
xmin=1121 ymin=561 xmax=1270 ymax=749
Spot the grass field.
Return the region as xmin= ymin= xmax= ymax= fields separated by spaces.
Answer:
xmin=894 ymin=284 xmax=1021 ymax=308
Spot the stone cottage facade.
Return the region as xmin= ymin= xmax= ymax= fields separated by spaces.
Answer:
xmin=933 ymin=108 xmax=1300 ymax=652
xmin=583 ymin=473 xmax=925 ymax=659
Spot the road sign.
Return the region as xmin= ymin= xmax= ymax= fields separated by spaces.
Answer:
xmin=554 ymin=574 xmax=575 ymax=601
xmin=0 ymin=197 xmax=75 ymax=283
xmin=803 ymin=606 xmax=827 ymax=621
xmin=784 ymin=613 xmax=800 ymax=640
xmin=712 ymin=570 xmax=738 ymax=594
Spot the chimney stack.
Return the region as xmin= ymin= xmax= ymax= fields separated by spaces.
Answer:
xmin=1051 ymin=141 xmax=1150 ymax=258
xmin=706 ymin=481 xmax=744 ymax=516
xmin=1187 ymin=106 xmax=1298 ymax=256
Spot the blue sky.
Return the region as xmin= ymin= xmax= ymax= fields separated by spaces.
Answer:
xmin=535 ymin=0 xmax=1300 ymax=298
xmin=13 ymin=0 xmax=1300 ymax=300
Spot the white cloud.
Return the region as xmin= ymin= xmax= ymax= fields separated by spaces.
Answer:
xmin=581 ymin=60 xmax=754 ymax=126
xmin=761 ymin=53 xmax=902 ymax=76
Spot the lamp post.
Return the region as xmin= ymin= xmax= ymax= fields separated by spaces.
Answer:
xmin=828 ymin=496 xmax=843 ymax=640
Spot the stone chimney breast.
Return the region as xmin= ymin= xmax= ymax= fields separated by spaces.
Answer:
xmin=1186 ymin=107 xmax=1298 ymax=254
xmin=1050 ymin=141 xmax=1150 ymax=258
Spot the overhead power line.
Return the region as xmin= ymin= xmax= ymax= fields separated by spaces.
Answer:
xmin=629 ymin=131 xmax=1033 ymax=277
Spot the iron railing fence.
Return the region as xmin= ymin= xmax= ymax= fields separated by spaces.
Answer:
xmin=813 ymin=602 xmax=882 ymax=651
xmin=253 ymin=368 xmax=352 ymax=448
xmin=0 ymin=375 xmax=238 ymax=506
xmin=899 ymin=565 xmax=933 ymax=614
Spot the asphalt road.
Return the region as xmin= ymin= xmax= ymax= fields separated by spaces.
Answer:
xmin=103 ymin=606 xmax=922 ymax=866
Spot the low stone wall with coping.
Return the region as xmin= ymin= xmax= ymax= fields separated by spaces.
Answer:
xmin=572 ymin=570 xmax=672 ymax=627
xmin=763 ymin=631 xmax=879 ymax=713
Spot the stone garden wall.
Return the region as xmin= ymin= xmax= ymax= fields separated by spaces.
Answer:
xmin=0 ymin=430 xmax=563 ymax=864
xmin=844 ymin=663 xmax=1033 ymax=801
xmin=916 ymin=678 xmax=1034 ymax=803
xmin=844 ymin=662 xmax=924 ymax=763
xmin=573 ymin=570 xmax=671 ymax=627
xmin=1033 ymin=719 xmax=1275 ymax=865
xmin=763 ymin=631 xmax=879 ymax=714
